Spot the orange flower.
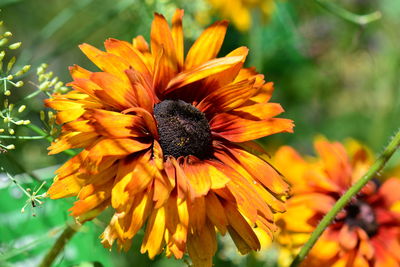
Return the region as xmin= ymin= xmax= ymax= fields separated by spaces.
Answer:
xmin=274 ymin=137 xmax=400 ymax=267
xmin=45 ymin=10 xmax=293 ymax=266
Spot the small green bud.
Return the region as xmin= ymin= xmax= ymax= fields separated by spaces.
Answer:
xmin=5 ymin=144 xmax=15 ymax=150
xmin=15 ymin=81 xmax=24 ymax=87
xmin=39 ymin=81 xmax=50 ymax=91
xmin=8 ymin=42 xmax=22 ymax=50
xmin=7 ymin=56 xmax=16 ymax=72
xmin=0 ymin=38 xmax=9 ymax=47
xmin=4 ymin=90 xmax=11 ymax=96
xmin=40 ymin=110 xmax=45 ymax=121
xmin=18 ymin=105 xmax=26 ymax=113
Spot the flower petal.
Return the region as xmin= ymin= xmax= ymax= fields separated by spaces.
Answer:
xmin=90 ymin=72 xmax=136 ymax=109
xmin=211 ymin=113 xmax=294 ymax=142
xmin=104 ymin=38 xmax=151 ymax=77
xmin=89 ymin=109 xmax=148 ymax=138
xmin=171 ymin=9 xmax=184 ymax=70
xmin=185 ymin=20 xmax=228 ymax=69
xmin=141 ymin=207 xmax=166 ymax=259
xmin=166 ymin=55 xmax=246 ymax=94
xmin=187 ymin=221 xmax=217 ymax=267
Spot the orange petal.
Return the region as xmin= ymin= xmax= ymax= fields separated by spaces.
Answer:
xmin=86 ymin=138 xmax=151 ymax=167
xmin=232 ymin=103 xmax=284 ymax=120
xmin=69 ymin=65 xmax=92 ymax=79
xmin=104 ymin=38 xmax=151 ymax=77
xmin=171 ymin=9 xmax=184 ymax=70
xmin=338 ymin=224 xmax=358 ymax=250
xmin=79 ymin=43 xmax=131 ymax=81
xmin=187 ymin=221 xmax=217 ymax=267
xmin=48 ymin=131 xmax=99 ymax=155
xmin=379 ymin=178 xmax=400 ymax=207
xmin=196 ymin=78 xmax=257 ymax=114
xmin=164 ymin=196 xmax=189 ymax=258
xmin=122 ymin=107 xmax=159 ymax=139
xmin=166 ymin=55 xmax=247 ymax=94
xmin=123 ymin=192 xmax=153 ymax=239
xmin=125 ymin=69 xmax=155 ymax=113
xmin=199 ymin=47 xmax=249 ymax=95
xmin=182 ymin=160 xmax=212 ymax=197
xmin=185 ymin=20 xmax=228 ymax=69
xmin=89 ymin=109 xmax=147 ymax=138
xmin=133 ymin=35 xmax=150 ymax=53
xmin=90 ymin=72 xmax=136 ymax=109
xmin=112 ymin=151 xmax=155 ymax=211
xmin=70 ymin=180 xmax=112 ymax=216
xmin=289 ymin=193 xmax=335 ymax=214
xmin=125 ymin=155 xmax=161 ymax=195
xmin=205 ymin=192 xmax=228 ymax=234
xmin=188 ymin=197 xmax=206 ymax=232
xmin=222 ymin=145 xmax=289 ymax=195
xmin=153 ymin=173 xmax=173 ymax=209
xmin=374 ymin=242 xmax=400 ymax=267
xmin=211 ymin=114 xmax=294 ymax=142
xmin=314 ymin=137 xmax=352 ymax=190
xmin=151 ymin=13 xmax=178 ymax=71
xmin=47 ymin=174 xmax=83 ymax=199
xmin=225 ymin=202 xmax=260 ymax=253
xmin=141 ymin=207 xmax=166 ymax=259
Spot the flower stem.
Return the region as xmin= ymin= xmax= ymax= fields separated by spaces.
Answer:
xmin=38 ymin=222 xmax=81 ymax=267
xmin=0 ymin=135 xmax=47 ymax=139
xmin=26 ymin=123 xmax=77 ymax=157
xmin=289 ymin=128 xmax=400 ymax=267
xmin=315 ymin=0 xmax=382 ymax=26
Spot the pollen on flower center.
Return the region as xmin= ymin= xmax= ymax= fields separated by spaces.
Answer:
xmin=345 ymin=200 xmax=378 ymax=237
xmin=153 ymin=100 xmax=212 ymax=159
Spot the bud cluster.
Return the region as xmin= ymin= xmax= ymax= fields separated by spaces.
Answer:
xmin=0 ymin=24 xmax=31 ymax=152
xmin=36 ymin=63 xmax=68 ymax=95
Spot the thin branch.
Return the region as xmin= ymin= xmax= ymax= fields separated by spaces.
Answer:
xmin=38 ymin=222 xmax=81 ymax=267
xmin=0 ymin=135 xmax=47 ymax=139
xmin=290 ymin=128 xmax=400 ymax=267
xmin=315 ymin=0 xmax=382 ymax=26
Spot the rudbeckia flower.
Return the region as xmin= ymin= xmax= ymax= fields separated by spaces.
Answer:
xmin=205 ymin=0 xmax=274 ymax=31
xmin=274 ymin=137 xmax=400 ymax=267
xmin=45 ymin=9 xmax=293 ymax=266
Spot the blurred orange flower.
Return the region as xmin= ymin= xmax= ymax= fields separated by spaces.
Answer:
xmin=274 ymin=137 xmax=400 ymax=267
xmin=45 ymin=9 xmax=293 ymax=266
xmin=205 ymin=0 xmax=274 ymax=31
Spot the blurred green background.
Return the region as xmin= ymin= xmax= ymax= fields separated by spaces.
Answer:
xmin=0 ymin=0 xmax=399 ymax=266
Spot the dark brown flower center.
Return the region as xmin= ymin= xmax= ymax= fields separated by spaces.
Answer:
xmin=153 ymin=100 xmax=212 ymax=159
xmin=345 ymin=200 xmax=378 ymax=237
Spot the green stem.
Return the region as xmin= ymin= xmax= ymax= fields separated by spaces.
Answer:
xmin=315 ymin=0 xmax=382 ymax=26
xmin=26 ymin=124 xmax=77 ymax=157
xmin=38 ymin=223 xmax=81 ymax=267
xmin=0 ymin=135 xmax=47 ymax=139
xmin=290 ymin=128 xmax=400 ymax=267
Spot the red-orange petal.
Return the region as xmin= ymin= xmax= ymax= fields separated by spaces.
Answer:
xmin=211 ymin=113 xmax=294 ymax=142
